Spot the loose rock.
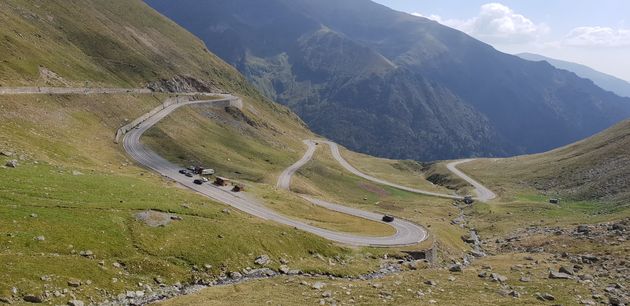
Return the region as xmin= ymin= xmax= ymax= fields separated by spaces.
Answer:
xmin=23 ymin=295 xmax=43 ymax=303
xmin=254 ymin=255 xmax=271 ymax=266
xmin=449 ymin=264 xmax=462 ymax=272
xmin=67 ymin=300 xmax=84 ymax=306
xmin=491 ymin=273 xmax=508 ymax=283
xmin=549 ymin=270 xmax=572 ymax=279
xmin=312 ymin=282 xmax=325 ymax=290
xmin=67 ymin=279 xmax=81 ymax=288
xmin=536 ymin=293 xmax=555 ymax=301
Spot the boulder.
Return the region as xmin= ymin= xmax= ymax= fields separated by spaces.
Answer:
xmin=535 ymin=293 xmax=555 ymax=301
xmin=23 ymin=295 xmax=43 ymax=303
xmin=1 ymin=151 xmax=14 ymax=157
xmin=549 ymin=271 xmax=572 ymax=279
xmin=229 ymin=272 xmax=242 ymax=279
xmin=312 ymin=282 xmax=325 ymax=290
xmin=559 ymin=266 xmax=575 ymax=275
xmin=279 ymin=265 xmax=290 ymax=274
xmin=461 ymin=235 xmax=475 ymax=243
xmin=67 ymin=279 xmax=81 ymax=288
xmin=5 ymin=160 xmax=18 ymax=168
xmin=608 ymin=296 xmax=625 ymax=306
xmin=542 ymin=293 xmax=555 ymax=300
xmin=576 ymin=225 xmax=590 ymax=234
xmin=490 ymin=273 xmax=508 ymax=283
xmin=448 ymin=264 xmax=462 ymax=272
xmin=254 ymin=255 xmax=270 ymax=266
xmin=67 ymin=300 xmax=84 ymax=306
xmin=581 ymin=254 xmax=599 ymax=263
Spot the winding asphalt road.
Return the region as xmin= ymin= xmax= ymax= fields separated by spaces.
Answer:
xmin=321 ymin=141 xmax=495 ymax=202
xmin=446 ymin=159 xmax=497 ymax=202
xmin=124 ymin=97 xmax=427 ymax=247
xmin=123 ymin=96 xmax=496 ymax=246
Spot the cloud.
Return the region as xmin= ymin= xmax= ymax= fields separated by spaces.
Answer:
xmin=460 ymin=3 xmax=549 ymax=44
xmin=414 ymin=3 xmax=548 ymax=44
xmin=563 ymin=26 xmax=630 ymax=47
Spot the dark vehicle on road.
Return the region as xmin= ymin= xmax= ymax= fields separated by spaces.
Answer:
xmin=463 ymin=196 xmax=474 ymax=205
xmin=193 ymin=179 xmax=204 ymax=185
xmin=179 ymin=169 xmax=188 ymax=174
xmin=382 ymin=215 xmax=395 ymax=222
xmin=185 ymin=172 xmax=194 ymax=178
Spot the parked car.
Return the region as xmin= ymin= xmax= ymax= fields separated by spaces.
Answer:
xmin=193 ymin=179 xmax=204 ymax=185
xmin=185 ymin=172 xmax=194 ymax=178
xmin=382 ymin=215 xmax=395 ymax=222
xmin=179 ymin=169 xmax=188 ymax=175
xmin=201 ymin=177 xmax=209 ymax=182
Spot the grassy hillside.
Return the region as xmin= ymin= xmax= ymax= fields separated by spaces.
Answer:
xmin=160 ymin=253 xmax=596 ymax=306
xmin=0 ymin=0 xmax=398 ymax=304
xmin=459 ymin=119 xmax=630 ymax=204
xmin=0 ymin=0 xmax=249 ymax=91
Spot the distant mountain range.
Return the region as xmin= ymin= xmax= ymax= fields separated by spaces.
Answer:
xmin=518 ymin=53 xmax=630 ymax=98
xmin=146 ymin=0 xmax=630 ymax=161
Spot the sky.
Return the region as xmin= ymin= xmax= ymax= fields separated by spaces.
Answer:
xmin=372 ymin=0 xmax=630 ymax=82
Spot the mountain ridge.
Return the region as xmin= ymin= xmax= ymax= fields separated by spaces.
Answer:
xmin=146 ymin=0 xmax=630 ymax=161
xmin=517 ymin=52 xmax=630 ymax=98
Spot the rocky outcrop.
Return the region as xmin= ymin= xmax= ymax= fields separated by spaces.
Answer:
xmin=147 ymin=75 xmax=217 ymax=93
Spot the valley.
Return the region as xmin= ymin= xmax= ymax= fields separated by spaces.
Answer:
xmin=0 ymin=0 xmax=628 ymax=305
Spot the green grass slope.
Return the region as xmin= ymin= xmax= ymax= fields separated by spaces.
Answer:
xmin=460 ymin=119 xmax=630 ymax=204
xmin=0 ymin=0 xmax=394 ymax=303
xmin=0 ymin=0 xmax=248 ymax=91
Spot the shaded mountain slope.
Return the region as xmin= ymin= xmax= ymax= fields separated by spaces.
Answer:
xmin=147 ymin=0 xmax=630 ymax=160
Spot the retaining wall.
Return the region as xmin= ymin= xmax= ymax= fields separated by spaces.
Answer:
xmin=114 ymin=95 xmax=242 ymax=143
